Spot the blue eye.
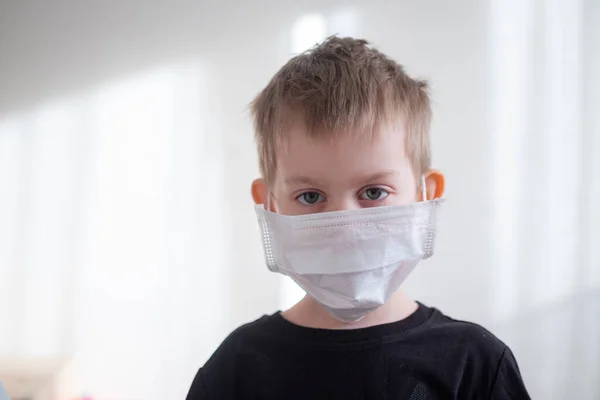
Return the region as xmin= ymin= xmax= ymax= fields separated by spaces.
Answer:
xmin=359 ymin=187 xmax=389 ymax=201
xmin=297 ymin=191 xmax=325 ymax=205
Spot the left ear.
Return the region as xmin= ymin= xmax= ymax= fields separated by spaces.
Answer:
xmin=423 ymin=170 xmax=445 ymax=200
xmin=252 ymin=178 xmax=275 ymax=211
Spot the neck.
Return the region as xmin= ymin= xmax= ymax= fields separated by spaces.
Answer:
xmin=282 ymin=289 xmax=418 ymax=330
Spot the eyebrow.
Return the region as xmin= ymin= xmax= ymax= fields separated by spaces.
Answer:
xmin=284 ymin=170 xmax=398 ymax=187
xmin=285 ymin=175 xmax=322 ymax=186
xmin=359 ymin=170 xmax=398 ymax=183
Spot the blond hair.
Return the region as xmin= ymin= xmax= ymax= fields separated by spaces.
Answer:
xmin=250 ymin=36 xmax=432 ymax=184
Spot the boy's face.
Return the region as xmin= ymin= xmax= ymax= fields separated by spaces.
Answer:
xmin=255 ymin=120 xmax=438 ymax=216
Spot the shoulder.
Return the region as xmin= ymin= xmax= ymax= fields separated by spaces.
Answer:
xmin=204 ymin=313 xmax=277 ymax=369
xmin=423 ymin=306 xmax=507 ymax=358
xmin=418 ymin=305 xmax=530 ymax=398
xmin=186 ymin=314 xmax=279 ymax=399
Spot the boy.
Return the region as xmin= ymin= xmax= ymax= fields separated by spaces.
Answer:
xmin=186 ymin=37 xmax=530 ymax=399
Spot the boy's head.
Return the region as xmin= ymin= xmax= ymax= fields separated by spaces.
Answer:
xmin=250 ymin=36 xmax=444 ymax=215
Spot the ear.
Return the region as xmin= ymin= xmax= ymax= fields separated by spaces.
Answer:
xmin=251 ymin=178 xmax=273 ymax=210
xmin=423 ymin=170 xmax=445 ymax=200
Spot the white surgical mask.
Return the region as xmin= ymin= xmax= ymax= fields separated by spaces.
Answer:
xmin=255 ymin=178 xmax=444 ymax=322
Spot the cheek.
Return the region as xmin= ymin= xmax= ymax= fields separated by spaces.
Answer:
xmin=390 ymin=176 xmax=421 ymax=205
xmin=274 ymin=201 xmax=309 ymax=216
xmin=385 ymin=191 xmax=417 ymax=206
xmin=271 ymin=187 xmax=299 ymax=215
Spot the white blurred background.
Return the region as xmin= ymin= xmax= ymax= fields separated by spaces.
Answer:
xmin=0 ymin=0 xmax=598 ymax=399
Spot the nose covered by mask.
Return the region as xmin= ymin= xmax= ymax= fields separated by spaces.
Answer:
xmin=254 ymin=179 xmax=444 ymax=322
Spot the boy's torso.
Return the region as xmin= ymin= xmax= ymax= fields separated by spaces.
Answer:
xmin=188 ymin=304 xmax=529 ymax=400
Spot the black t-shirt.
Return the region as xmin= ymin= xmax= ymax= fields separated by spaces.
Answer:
xmin=186 ymin=303 xmax=530 ymax=399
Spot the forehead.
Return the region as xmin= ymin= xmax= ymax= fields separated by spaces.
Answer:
xmin=274 ymin=121 xmax=410 ymax=185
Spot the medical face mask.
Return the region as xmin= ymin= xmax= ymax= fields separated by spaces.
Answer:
xmin=254 ymin=178 xmax=444 ymax=322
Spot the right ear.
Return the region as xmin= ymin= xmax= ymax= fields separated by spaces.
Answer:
xmin=423 ymin=170 xmax=445 ymax=200
xmin=251 ymin=178 xmax=272 ymax=210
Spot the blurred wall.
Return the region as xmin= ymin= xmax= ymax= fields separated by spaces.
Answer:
xmin=0 ymin=0 xmax=598 ymax=399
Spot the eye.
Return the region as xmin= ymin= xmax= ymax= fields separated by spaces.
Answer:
xmin=359 ymin=187 xmax=389 ymax=201
xmin=297 ymin=191 xmax=325 ymax=205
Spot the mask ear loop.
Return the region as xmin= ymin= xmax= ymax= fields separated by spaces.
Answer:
xmin=266 ymin=190 xmax=272 ymax=211
xmin=421 ymin=176 xmax=427 ymax=201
